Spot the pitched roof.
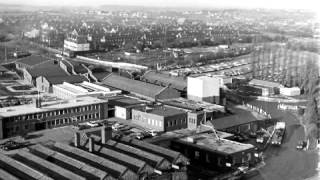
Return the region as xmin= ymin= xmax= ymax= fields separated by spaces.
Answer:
xmin=28 ymin=61 xmax=68 ymax=78
xmin=249 ymin=79 xmax=283 ymax=88
xmin=142 ymin=71 xmax=187 ymax=91
xmin=16 ymin=55 xmax=51 ymax=67
xmin=102 ymin=74 xmax=167 ymax=99
xmin=0 ymin=65 xmax=8 ymax=72
xmin=45 ymin=75 xmax=87 ymax=85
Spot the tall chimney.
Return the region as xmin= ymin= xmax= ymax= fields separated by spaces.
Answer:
xmin=101 ymin=124 xmax=112 ymax=144
xmin=74 ymin=132 xmax=80 ymax=147
xmin=88 ymin=137 xmax=94 ymax=152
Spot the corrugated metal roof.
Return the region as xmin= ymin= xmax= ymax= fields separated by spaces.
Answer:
xmin=105 ymin=140 xmax=171 ymax=170
xmin=53 ymin=142 xmax=137 ymax=179
xmin=28 ymin=144 xmax=109 ymax=180
xmin=18 ymin=150 xmax=86 ymax=180
xmin=0 ymin=168 xmax=19 ymax=180
xmin=0 ymin=152 xmax=53 ymax=180
xmin=119 ymin=136 xmax=189 ymax=165
xmin=85 ymin=140 xmax=153 ymax=175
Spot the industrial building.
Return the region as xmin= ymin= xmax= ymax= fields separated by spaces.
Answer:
xmin=107 ymin=96 xmax=147 ymax=120
xmin=171 ymin=132 xmax=259 ymax=171
xmin=159 ymin=98 xmax=225 ymax=130
xmin=102 ymin=74 xmax=181 ymax=101
xmin=248 ymin=79 xmax=284 ymax=96
xmin=52 ymin=81 xmax=121 ymax=99
xmin=132 ymin=105 xmax=187 ymax=132
xmin=187 ymin=75 xmax=221 ymax=104
xmin=0 ymin=96 xmax=108 ymax=139
xmin=279 ymin=87 xmax=301 ymax=96
xmin=36 ymin=75 xmax=87 ymax=93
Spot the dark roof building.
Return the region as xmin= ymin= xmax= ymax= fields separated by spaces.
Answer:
xmin=44 ymin=75 xmax=88 ymax=85
xmin=16 ymin=55 xmax=52 ymax=69
xmin=102 ymin=74 xmax=181 ymax=101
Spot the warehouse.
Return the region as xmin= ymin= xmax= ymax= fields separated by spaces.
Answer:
xmin=107 ymin=96 xmax=146 ymax=120
xmin=132 ymin=105 xmax=188 ymax=132
xmin=102 ymin=74 xmax=181 ymax=101
xmin=171 ymin=132 xmax=259 ymax=171
xmin=248 ymin=79 xmax=284 ymax=96
xmin=52 ymin=81 xmax=121 ymax=99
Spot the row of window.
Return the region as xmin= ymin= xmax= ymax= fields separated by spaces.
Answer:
xmin=5 ymin=113 xmax=100 ymax=135
xmin=188 ymin=118 xmax=197 ymax=124
xmin=166 ymin=118 xmax=187 ymax=127
xmin=133 ymin=115 xmax=163 ymax=128
xmin=6 ymin=104 xmax=100 ymax=123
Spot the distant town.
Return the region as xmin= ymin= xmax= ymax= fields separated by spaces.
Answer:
xmin=0 ymin=4 xmax=319 ymax=180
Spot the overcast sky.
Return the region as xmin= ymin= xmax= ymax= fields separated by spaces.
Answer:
xmin=0 ymin=0 xmax=319 ymax=11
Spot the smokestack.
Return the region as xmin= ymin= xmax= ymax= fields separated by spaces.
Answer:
xmin=74 ymin=132 xmax=80 ymax=147
xmin=101 ymin=124 xmax=112 ymax=144
xmin=88 ymin=137 xmax=94 ymax=152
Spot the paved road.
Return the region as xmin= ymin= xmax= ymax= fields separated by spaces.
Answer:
xmin=245 ymin=100 xmax=318 ymax=180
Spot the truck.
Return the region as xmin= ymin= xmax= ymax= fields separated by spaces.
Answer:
xmin=271 ymin=122 xmax=286 ymax=145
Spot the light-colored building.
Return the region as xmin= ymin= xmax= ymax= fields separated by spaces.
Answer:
xmin=64 ymin=30 xmax=90 ymax=52
xmin=0 ymin=96 xmax=108 ymax=139
xmin=132 ymin=106 xmax=187 ymax=132
xmin=53 ymin=81 xmax=121 ymax=99
xmin=187 ymin=75 xmax=220 ymax=104
xmin=280 ymin=87 xmax=301 ymax=96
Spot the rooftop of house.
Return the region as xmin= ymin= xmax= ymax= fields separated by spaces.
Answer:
xmin=0 ymin=96 xmax=108 ymax=118
xmin=177 ymin=132 xmax=255 ymax=155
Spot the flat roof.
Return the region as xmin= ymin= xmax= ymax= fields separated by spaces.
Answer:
xmin=249 ymin=79 xmax=283 ymax=88
xmin=0 ymin=96 xmax=108 ymax=117
xmin=144 ymin=106 xmax=186 ymax=117
xmin=161 ymin=98 xmax=225 ymax=112
xmin=177 ymin=133 xmax=254 ymax=155
xmin=108 ymin=96 xmax=146 ymax=107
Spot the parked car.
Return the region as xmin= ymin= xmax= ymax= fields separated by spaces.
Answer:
xmin=86 ymin=122 xmax=100 ymax=128
xmin=296 ymin=141 xmax=307 ymax=150
xmin=135 ymin=132 xmax=152 ymax=140
xmin=0 ymin=140 xmax=23 ymax=151
xmin=146 ymin=130 xmax=158 ymax=137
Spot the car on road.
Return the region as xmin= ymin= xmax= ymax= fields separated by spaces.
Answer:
xmin=146 ymin=130 xmax=159 ymax=137
xmin=135 ymin=132 xmax=152 ymax=140
xmin=86 ymin=122 xmax=100 ymax=128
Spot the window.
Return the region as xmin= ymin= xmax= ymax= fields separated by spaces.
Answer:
xmin=206 ymin=154 xmax=210 ymax=163
xmin=195 ymin=151 xmax=200 ymax=160
xmin=56 ymin=119 xmax=59 ymax=125
xmin=25 ymin=125 xmax=29 ymax=130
